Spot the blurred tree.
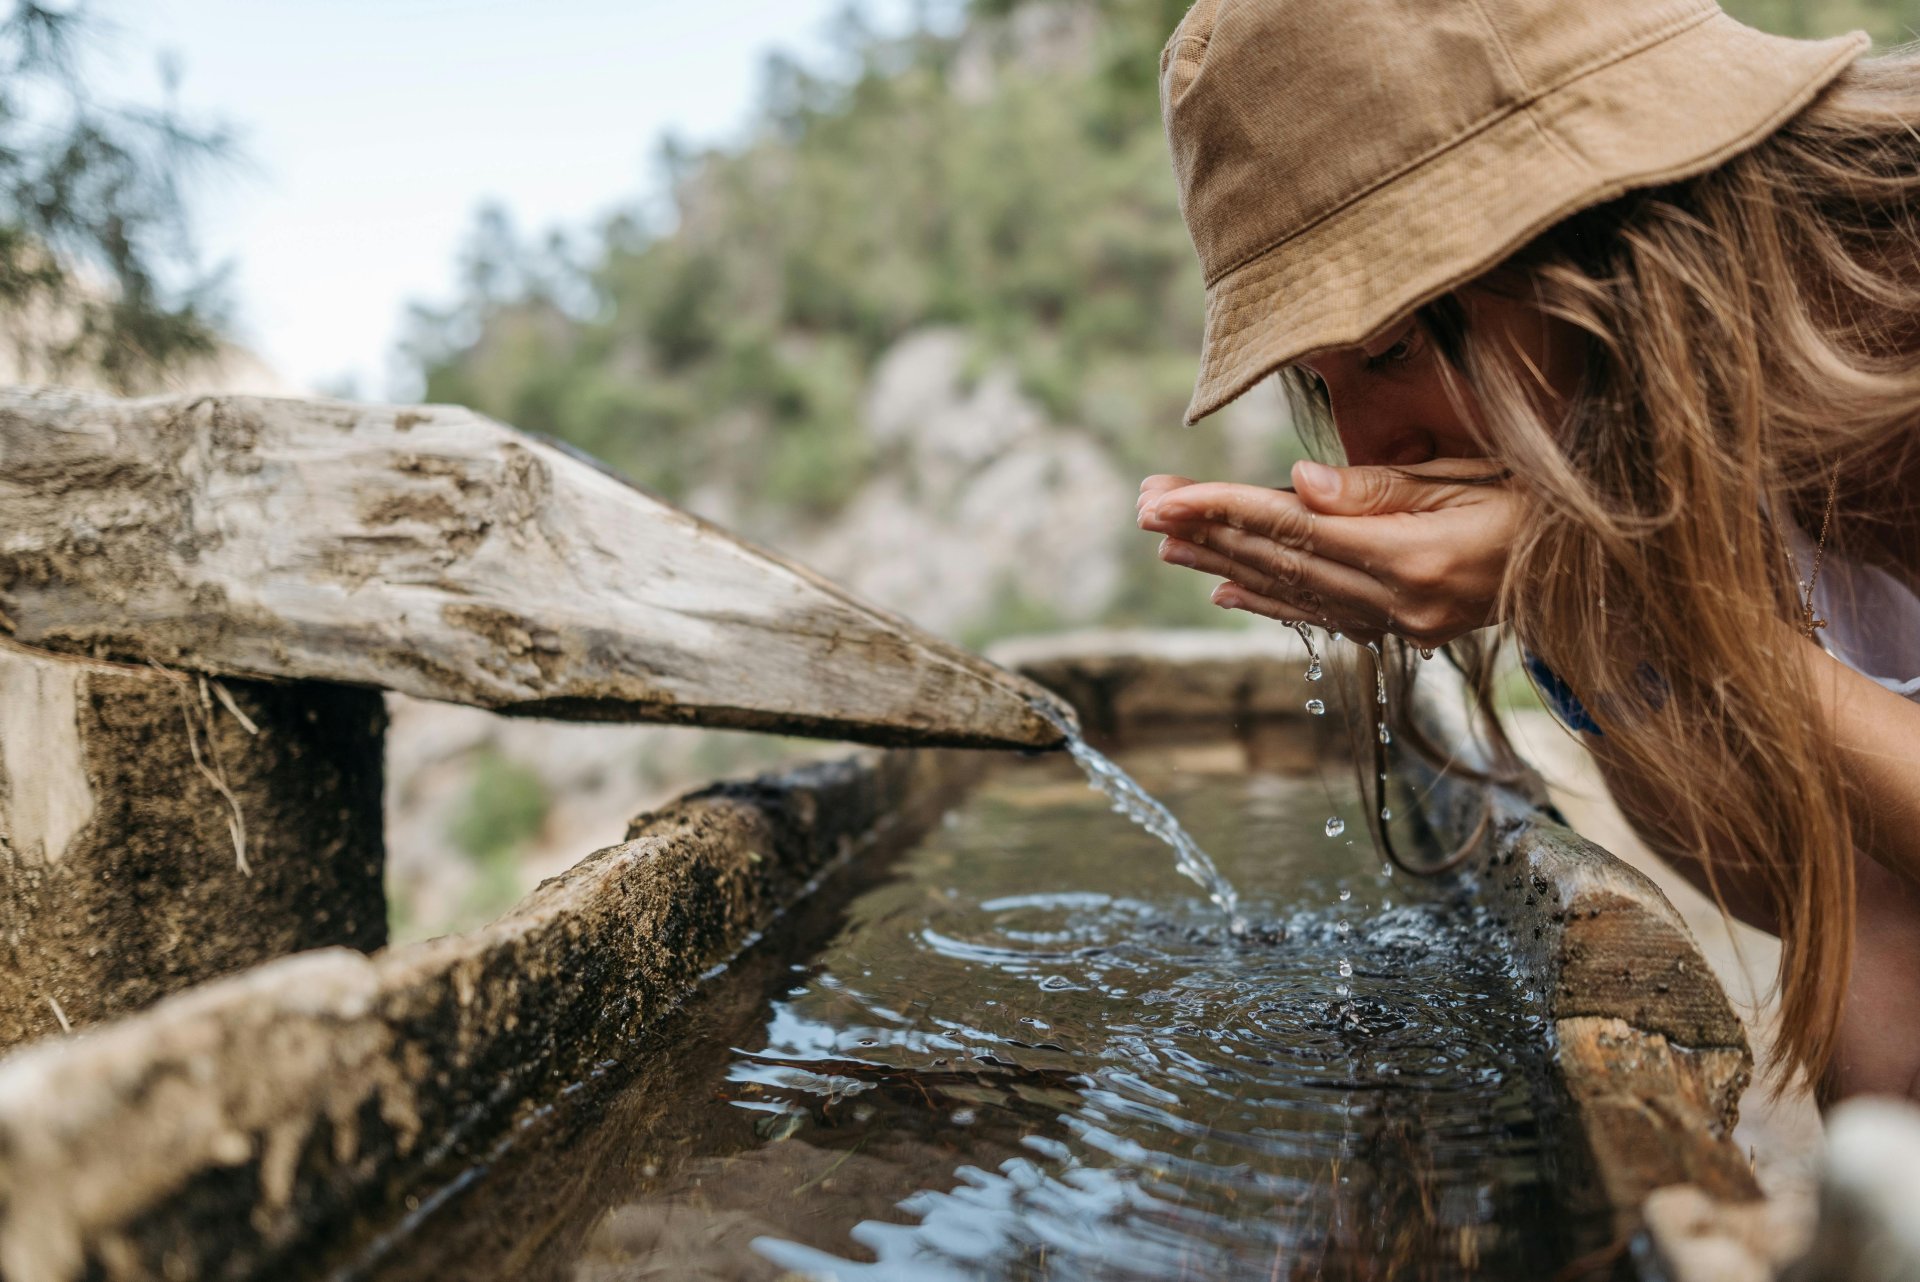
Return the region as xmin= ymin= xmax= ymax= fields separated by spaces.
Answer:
xmin=448 ymin=748 xmax=551 ymax=924
xmin=1724 ymin=0 xmax=1920 ymax=41
xmin=402 ymin=0 xmax=1912 ymax=555
xmin=405 ymin=1 xmax=1229 ymax=533
xmin=0 ymin=2 xmax=233 ymax=390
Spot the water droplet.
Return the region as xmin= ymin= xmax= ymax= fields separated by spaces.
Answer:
xmin=1335 ymin=983 xmax=1350 ymax=998
xmin=1338 ymin=960 xmax=1353 ymax=978
xmin=1376 ymin=723 xmax=1391 ymax=744
xmin=1335 ymin=920 xmax=1350 ymax=936
xmin=1324 ymin=817 xmax=1345 ymax=838
xmin=1381 ymin=862 xmax=1394 ymax=878
xmin=1418 ymin=647 xmax=1435 ymax=660
xmin=1290 ymin=622 xmax=1325 ymax=683
xmin=1305 ymin=698 xmax=1326 ymax=715
xmin=1379 ymin=806 xmax=1393 ymax=822
xmin=1337 ymin=887 xmax=1351 ymax=901
xmin=1330 ymin=631 xmax=1344 ymax=642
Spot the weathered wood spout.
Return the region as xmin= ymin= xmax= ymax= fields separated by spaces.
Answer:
xmin=0 ymin=387 xmax=1067 ymax=750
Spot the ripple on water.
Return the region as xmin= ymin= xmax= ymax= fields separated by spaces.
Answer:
xmin=451 ymin=752 xmax=1576 ymax=1281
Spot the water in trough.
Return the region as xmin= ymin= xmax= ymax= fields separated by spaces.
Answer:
xmin=338 ymin=742 xmax=1586 ymax=1282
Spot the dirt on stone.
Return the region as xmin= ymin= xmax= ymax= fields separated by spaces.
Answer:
xmin=0 ymin=645 xmax=386 ymax=1049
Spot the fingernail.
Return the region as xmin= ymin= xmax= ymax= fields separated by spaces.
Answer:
xmin=1161 ymin=540 xmax=1195 ymax=567
xmin=1295 ymin=460 xmax=1339 ymax=497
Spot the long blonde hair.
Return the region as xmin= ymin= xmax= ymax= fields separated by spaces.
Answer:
xmin=1292 ymin=47 xmax=1920 ymax=1088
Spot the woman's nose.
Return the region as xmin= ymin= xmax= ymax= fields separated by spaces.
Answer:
xmin=1348 ymin=429 xmax=1439 ymax=467
xmin=1328 ymin=402 xmax=1436 ymax=467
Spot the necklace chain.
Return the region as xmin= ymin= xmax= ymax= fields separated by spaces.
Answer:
xmin=1798 ymin=469 xmax=1840 ymax=639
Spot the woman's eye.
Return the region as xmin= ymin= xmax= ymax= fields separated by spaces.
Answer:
xmin=1367 ymin=331 xmax=1420 ymax=369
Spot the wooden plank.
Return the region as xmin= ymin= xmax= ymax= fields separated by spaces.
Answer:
xmin=989 ymin=628 xmax=1318 ymax=737
xmin=1554 ymin=1016 xmax=1759 ymax=1231
xmin=1394 ymin=661 xmax=1759 ymax=1243
xmin=0 ymin=388 xmax=1066 ymax=749
xmin=1483 ymin=824 xmax=1751 ymax=1051
xmin=0 ymin=746 xmax=985 ymax=1282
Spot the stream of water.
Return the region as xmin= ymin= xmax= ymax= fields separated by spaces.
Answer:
xmin=1038 ymin=702 xmax=1244 ymax=931
xmin=1031 ymin=625 xmax=1399 ymax=938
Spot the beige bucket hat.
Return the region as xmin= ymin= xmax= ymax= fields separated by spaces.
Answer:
xmin=1162 ymin=0 xmax=1869 ymax=424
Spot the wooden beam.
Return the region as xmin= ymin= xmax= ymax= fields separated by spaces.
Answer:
xmin=0 ymin=746 xmax=982 ymax=1282
xmin=0 ymin=389 xmax=1066 ymax=749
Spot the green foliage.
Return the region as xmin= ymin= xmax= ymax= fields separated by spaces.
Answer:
xmin=0 ymin=3 xmax=233 ymax=388
xmin=681 ymin=728 xmax=819 ymax=785
xmin=1495 ymin=652 xmax=1547 ymax=714
xmin=1723 ymin=0 xmax=1920 ymax=43
xmin=959 ymin=575 xmax=1068 ymax=651
xmin=385 ymin=891 xmax=413 ymax=943
xmin=404 ymin=0 xmax=1900 ymax=618
xmin=447 ymin=749 xmax=551 ymax=920
xmin=1107 ymin=535 xmax=1256 ymax=633
xmin=404 ymin=1 xmax=1213 ymax=536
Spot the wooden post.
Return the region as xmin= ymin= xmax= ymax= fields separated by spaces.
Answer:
xmin=0 ymin=639 xmax=384 ymax=1049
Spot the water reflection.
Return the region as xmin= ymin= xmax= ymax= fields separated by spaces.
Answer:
xmin=615 ymin=755 xmax=1564 ymax=1280
xmin=346 ymin=748 xmax=1581 ymax=1282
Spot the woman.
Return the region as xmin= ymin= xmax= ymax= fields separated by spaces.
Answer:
xmin=1138 ymin=0 xmax=1920 ymax=1101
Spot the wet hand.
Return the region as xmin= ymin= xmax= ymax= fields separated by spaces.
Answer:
xmin=1136 ymin=459 xmax=1515 ymax=647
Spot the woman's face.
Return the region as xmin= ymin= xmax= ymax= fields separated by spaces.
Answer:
xmin=1293 ymin=287 xmax=1585 ymax=466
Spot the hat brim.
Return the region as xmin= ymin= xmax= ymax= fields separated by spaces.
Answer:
xmin=1184 ymin=13 xmax=1869 ymax=425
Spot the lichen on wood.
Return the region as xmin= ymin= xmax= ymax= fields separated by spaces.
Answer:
xmin=0 ymin=387 xmax=1066 ymax=750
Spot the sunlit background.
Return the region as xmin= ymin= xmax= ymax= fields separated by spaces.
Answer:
xmin=6 ymin=0 xmax=1911 ymax=936
xmin=150 ymin=0 xmax=942 ymax=399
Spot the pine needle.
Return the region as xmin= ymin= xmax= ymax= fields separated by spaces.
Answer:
xmin=208 ymin=678 xmax=259 ymax=735
xmin=150 ymin=661 xmax=252 ymax=875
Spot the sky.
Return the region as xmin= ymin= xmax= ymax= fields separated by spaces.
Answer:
xmin=126 ymin=0 xmax=929 ymax=398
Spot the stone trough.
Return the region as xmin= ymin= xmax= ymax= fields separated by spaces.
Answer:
xmin=0 ymin=629 xmax=1878 ymax=1281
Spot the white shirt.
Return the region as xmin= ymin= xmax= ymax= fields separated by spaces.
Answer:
xmin=1783 ymin=518 xmax=1920 ymax=700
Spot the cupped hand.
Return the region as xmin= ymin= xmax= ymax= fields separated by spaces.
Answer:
xmin=1136 ymin=458 xmax=1517 ymax=647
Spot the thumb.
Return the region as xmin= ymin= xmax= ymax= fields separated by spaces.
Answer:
xmin=1291 ymin=458 xmax=1498 ymax=515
